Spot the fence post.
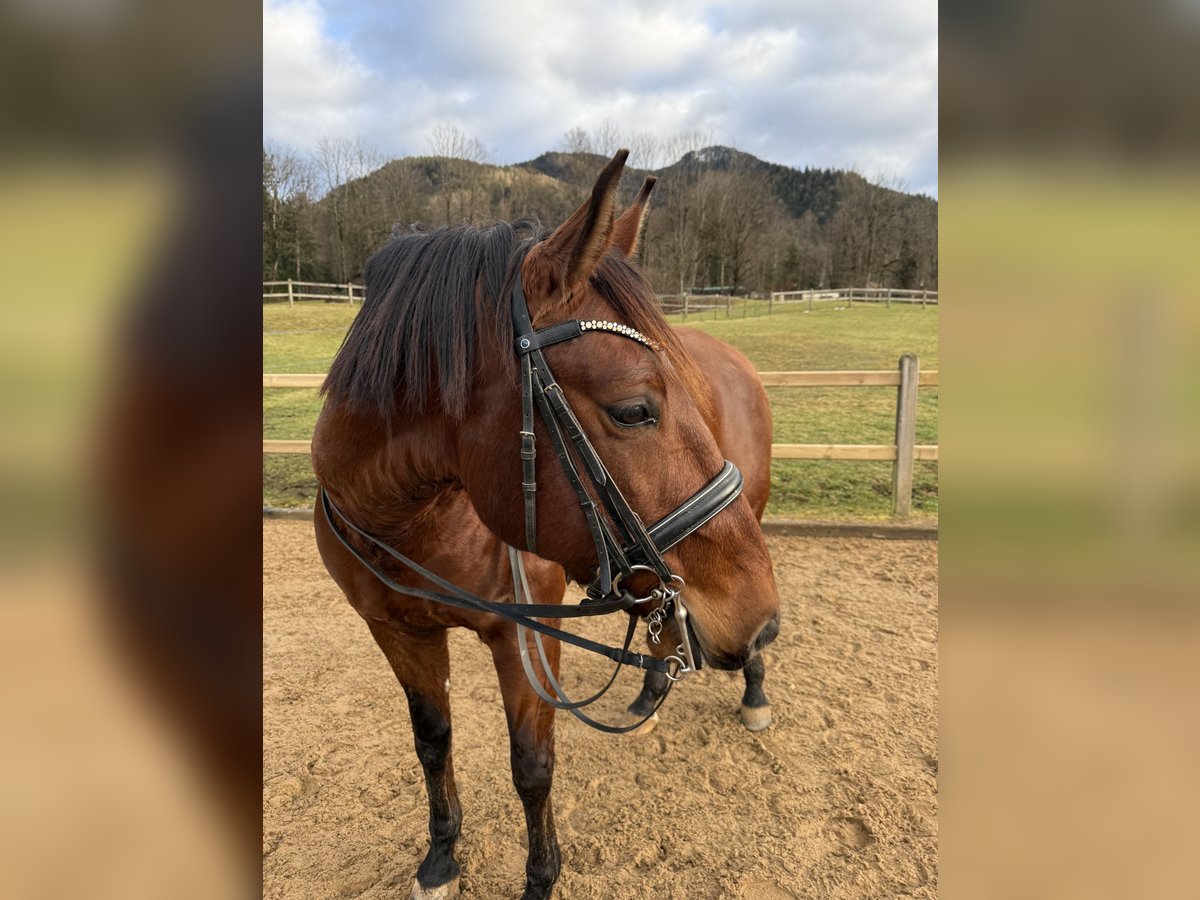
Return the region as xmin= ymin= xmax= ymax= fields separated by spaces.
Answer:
xmin=808 ymin=292 xmax=813 ymax=313
xmin=886 ymin=289 xmax=891 ymax=309
xmin=683 ymin=294 xmax=688 ymax=322
xmin=347 ymin=283 xmax=354 ymax=305
xmin=725 ymin=295 xmax=731 ymax=317
xmin=922 ymin=290 xmax=927 ymax=309
xmin=892 ymin=353 xmax=919 ymax=517
xmin=287 ymin=279 xmax=294 ymax=308
xmin=768 ymin=293 xmax=773 ymax=315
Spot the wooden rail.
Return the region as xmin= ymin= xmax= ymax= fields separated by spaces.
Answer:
xmin=263 ymin=370 xmax=939 ymax=390
xmin=265 ymin=283 xmax=937 ymax=311
xmin=263 ymin=360 xmax=938 ymax=516
xmin=263 ymin=373 xmax=326 ymax=388
xmin=263 ymin=438 xmax=939 ymax=461
xmin=654 ymin=288 xmax=938 ymax=320
xmin=263 ymin=279 xmax=364 ymax=305
xmin=758 ymin=370 xmax=939 ymax=387
xmin=264 ymin=440 xmax=315 ymax=454
xmin=772 ymin=444 xmax=938 ymax=461
xmin=770 ymin=287 xmax=938 ymax=306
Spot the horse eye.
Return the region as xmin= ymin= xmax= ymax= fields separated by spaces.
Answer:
xmin=608 ymin=403 xmax=655 ymax=427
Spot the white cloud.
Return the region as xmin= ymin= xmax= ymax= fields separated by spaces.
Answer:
xmin=263 ymin=0 xmax=374 ymax=152
xmin=263 ymin=0 xmax=937 ymax=194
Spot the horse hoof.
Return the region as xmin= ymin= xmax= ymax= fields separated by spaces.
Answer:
xmin=411 ymin=876 xmax=459 ymax=899
xmin=740 ymin=705 xmax=771 ymax=732
xmin=629 ymin=712 xmax=659 ymax=736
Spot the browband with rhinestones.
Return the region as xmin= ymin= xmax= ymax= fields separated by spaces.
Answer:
xmin=579 ymin=319 xmax=660 ymax=350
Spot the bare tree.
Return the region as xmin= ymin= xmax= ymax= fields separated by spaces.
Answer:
xmin=863 ymin=170 xmax=906 ymax=286
xmin=425 ymin=124 xmax=493 ymax=224
xmin=828 ymin=168 xmax=913 ymax=287
xmin=289 ymin=156 xmax=320 ymax=279
xmin=263 ymin=143 xmax=320 ymax=280
xmin=657 ymin=175 xmax=709 ymax=295
xmin=711 ymin=169 xmax=779 ymax=289
xmin=314 ymin=136 xmax=383 ymax=280
xmin=264 ymin=140 xmax=305 ymax=199
xmin=793 ymin=211 xmax=829 ymax=289
xmin=647 ymin=130 xmax=718 ymax=294
xmin=314 ymin=137 xmax=352 ymax=280
xmin=374 ymin=161 xmax=422 ymax=236
xmin=628 ymin=131 xmax=662 ymax=170
xmin=344 ymin=139 xmax=388 ymax=267
xmin=263 ymin=141 xmax=303 ymax=279
xmin=561 ymin=126 xmax=593 ymax=154
xmin=427 ymin=123 xmax=490 ymax=163
xmin=593 ymin=119 xmax=622 ymax=156
xmin=662 ymin=129 xmax=713 ymax=166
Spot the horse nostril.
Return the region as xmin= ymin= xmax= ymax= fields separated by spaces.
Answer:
xmin=752 ymin=614 xmax=780 ymax=652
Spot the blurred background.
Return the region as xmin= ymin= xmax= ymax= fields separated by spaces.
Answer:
xmin=941 ymin=1 xmax=1200 ymax=897
xmin=0 ymin=0 xmax=260 ymax=896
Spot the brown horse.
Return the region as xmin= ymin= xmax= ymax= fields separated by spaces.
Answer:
xmin=312 ymin=151 xmax=780 ymax=900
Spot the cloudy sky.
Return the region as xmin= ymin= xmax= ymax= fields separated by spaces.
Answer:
xmin=264 ymin=0 xmax=937 ymax=196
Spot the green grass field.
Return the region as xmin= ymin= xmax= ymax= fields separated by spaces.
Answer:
xmin=264 ymin=300 xmax=938 ymax=520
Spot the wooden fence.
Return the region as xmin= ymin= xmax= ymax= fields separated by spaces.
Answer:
xmin=654 ymin=289 xmax=936 ymax=321
xmin=265 ymin=282 xmax=936 ymax=314
xmin=769 ymin=287 xmax=938 ymax=308
xmin=657 ymin=295 xmax=732 ymax=318
xmin=263 ymin=280 xmax=365 ymax=305
xmin=263 ymin=356 xmax=937 ymax=517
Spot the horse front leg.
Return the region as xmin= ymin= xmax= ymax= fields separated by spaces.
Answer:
xmin=367 ymin=621 xmax=463 ymax=899
xmin=740 ymin=653 xmax=772 ymax=731
xmin=487 ymin=627 xmax=561 ymax=900
xmin=626 ymin=669 xmax=670 ymax=734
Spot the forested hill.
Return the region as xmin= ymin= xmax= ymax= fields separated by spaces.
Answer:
xmin=517 ymin=145 xmax=927 ymax=226
xmin=263 ymin=144 xmax=937 ymax=294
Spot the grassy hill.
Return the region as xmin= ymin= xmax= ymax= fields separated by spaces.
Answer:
xmin=336 ymin=145 xmax=933 ymax=237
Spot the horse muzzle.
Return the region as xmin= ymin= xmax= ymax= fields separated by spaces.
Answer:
xmin=690 ymin=609 xmax=780 ymax=671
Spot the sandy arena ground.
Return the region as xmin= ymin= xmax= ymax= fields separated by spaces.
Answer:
xmin=264 ymin=519 xmax=938 ymax=899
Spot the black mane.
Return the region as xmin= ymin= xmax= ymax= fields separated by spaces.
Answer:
xmin=322 ymin=218 xmax=699 ymax=420
xmin=323 ymin=219 xmax=542 ymax=419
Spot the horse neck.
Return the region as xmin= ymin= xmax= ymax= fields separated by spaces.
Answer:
xmin=313 ymin=401 xmax=460 ymax=545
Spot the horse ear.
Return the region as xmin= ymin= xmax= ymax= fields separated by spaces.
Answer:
xmin=525 ymin=149 xmax=629 ymax=307
xmin=611 ymin=176 xmax=656 ymax=258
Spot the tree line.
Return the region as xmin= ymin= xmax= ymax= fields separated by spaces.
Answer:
xmin=263 ymin=126 xmax=937 ymax=295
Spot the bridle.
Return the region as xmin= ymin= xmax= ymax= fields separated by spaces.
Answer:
xmin=320 ymin=264 xmax=745 ymax=733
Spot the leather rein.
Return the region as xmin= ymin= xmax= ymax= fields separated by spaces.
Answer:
xmin=320 ymin=270 xmax=745 ymax=733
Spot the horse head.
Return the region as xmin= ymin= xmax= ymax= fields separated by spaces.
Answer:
xmin=460 ymin=152 xmax=780 ymax=669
